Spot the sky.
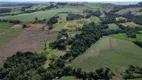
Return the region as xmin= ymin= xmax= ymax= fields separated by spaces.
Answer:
xmin=1 ymin=0 xmax=142 ymax=2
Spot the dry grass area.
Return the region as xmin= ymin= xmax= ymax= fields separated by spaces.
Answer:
xmin=11 ymin=24 xmax=22 ymax=28
xmin=25 ymin=23 xmax=45 ymax=30
xmin=116 ymin=7 xmax=141 ymax=15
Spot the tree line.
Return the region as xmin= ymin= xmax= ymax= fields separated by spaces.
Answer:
xmin=133 ymin=41 xmax=142 ymax=48
xmin=0 ymin=19 xmax=21 ymax=24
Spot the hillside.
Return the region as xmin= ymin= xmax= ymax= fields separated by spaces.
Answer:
xmin=0 ymin=2 xmax=142 ymax=80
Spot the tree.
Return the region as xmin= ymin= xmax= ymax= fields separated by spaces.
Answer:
xmin=22 ymin=24 xmax=28 ymax=28
xmin=35 ymin=17 xmax=38 ymax=21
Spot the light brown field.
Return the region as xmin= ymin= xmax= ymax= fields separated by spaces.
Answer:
xmin=0 ymin=24 xmax=58 ymax=64
xmin=116 ymin=7 xmax=141 ymax=15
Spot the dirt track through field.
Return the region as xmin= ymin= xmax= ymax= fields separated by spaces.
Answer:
xmin=110 ymin=38 xmax=142 ymax=60
xmin=96 ymin=37 xmax=121 ymax=68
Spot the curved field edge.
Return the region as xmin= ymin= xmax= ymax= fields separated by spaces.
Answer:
xmin=0 ymin=22 xmax=13 ymax=33
xmin=70 ymin=36 xmax=142 ymax=71
xmin=0 ymin=8 xmax=85 ymax=22
xmin=0 ymin=26 xmax=22 ymax=48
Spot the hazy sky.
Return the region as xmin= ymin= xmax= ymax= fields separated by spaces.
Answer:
xmin=1 ymin=0 xmax=142 ymax=2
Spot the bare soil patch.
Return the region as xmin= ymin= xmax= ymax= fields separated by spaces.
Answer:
xmin=103 ymin=6 xmax=114 ymax=13
xmin=0 ymin=29 xmax=59 ymax=64
xmin=116 ymin=7 xmax=141 ymax=15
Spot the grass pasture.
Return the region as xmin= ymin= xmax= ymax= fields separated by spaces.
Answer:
xmin=71 ymin=37 xmax=142 ymax=72
xmin=0 ymin=22 xmax=13 ymax=33
xmin=52 ymin=14 xmax=91 ymax=31
xmin=107 ymin=23 xmax=119 ymax=30
xmin=0 ymin=26 xmax=22 ymax=48
xmin=90 ymin=16 xmax=101 ymax=25
xmin=121 ymin=22 xmax=141 ymax=27
xmin=0 ymin=8 xmax=84 ymax=22
xmin=110 ymin=33 xmax=142 ymax=42
xmin=116 ymin=17 xmax=127 ymax=22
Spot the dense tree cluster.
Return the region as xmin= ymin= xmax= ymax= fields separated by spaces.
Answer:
xmin=123 ymin=65 xmax=142 ymax=80
xmin=0 ymin=52 xmax=47 ymax=80
xmin=47 ymin=16 xmax=59 ymax=25
xmin=123 ymin=14 xmax=142 ymax=25
xmin=66 ymin=13 xmax=84 ymax=21
xmin=126 ymin=30 xmax=136 ymax=38
xmin=101 ymin=13 xmax=120 ymax=24
xmin=57 ymin=66 xmax=113 ymax=80
xmin=133 ymin=41 xmax=142 ymax=48
xmin=60 ymin=23 xmax=102 ymax=60
xmin=50 ymin=29 xmax=72 ymax=50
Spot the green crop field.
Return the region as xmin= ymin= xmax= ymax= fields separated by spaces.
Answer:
xmin=0 ymin=8 xmax=84 ymax=22
xmin=0 ymin=22 xmax=13 ymax=33
xmin=110 ymin=33 xmax=142 ymax=42
xmin=107 ymin=23 xmax=119 ymax=30
xmin=71 ymin=36 xmax=142 ymax=71
xmin=0 ymin=27 xmax=22 ymax=48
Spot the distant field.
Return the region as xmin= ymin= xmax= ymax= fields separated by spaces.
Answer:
xmin=90 ymin=16 xmax=101 ymax=25
xmin=71 ymin=37 xmax=142 ymax=72
xmin=115 ymin=7 xmax=141 ymax=15
xmin=107 ymin=23 xmax=119 ymax=30
xmin=110 ymin=33 xmax=142 ymax=42
xmin=0 ymin=8 xmax=84 ymax=22
xmin=84 ymin=3 xmax=105 ymax=10
xmin=0 ymin=22 xmax=13 ymax=33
